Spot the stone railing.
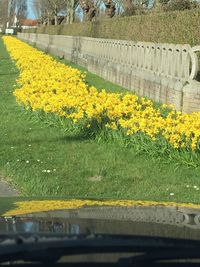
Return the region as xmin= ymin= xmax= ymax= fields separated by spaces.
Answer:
xmin=18 ymin=32 xmax=200 ymax=113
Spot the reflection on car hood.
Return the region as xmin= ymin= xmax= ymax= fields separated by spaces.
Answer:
xmin=1 ymin=200 xmax=200 ymax=240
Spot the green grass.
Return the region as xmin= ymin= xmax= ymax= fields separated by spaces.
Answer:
xmin=0 ymin=197 xmax=20 ymax=215
xmin=1 ymin=37 xmax=200 ymax=203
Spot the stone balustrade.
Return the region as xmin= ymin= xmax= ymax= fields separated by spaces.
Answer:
xmin=17 ymin=32 xmax=200 ymax=113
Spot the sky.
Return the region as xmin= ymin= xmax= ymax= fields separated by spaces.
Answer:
xmin=26 ymin=0 xmax=155 ymax=19
xmin=29 ymin=0 xmax=200 ymax=20
xmin=27 ymin=0 xmax=35 ymax=19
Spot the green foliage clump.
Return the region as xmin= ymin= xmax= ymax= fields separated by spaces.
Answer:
xmin=166 ymin=0 xmax=199 ymax=11
xmin=159 ymin=0 xmax=170 ymax=4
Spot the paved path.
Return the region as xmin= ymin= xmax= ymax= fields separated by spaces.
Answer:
xmin=0 ymin=176 xmax=19 ymax=197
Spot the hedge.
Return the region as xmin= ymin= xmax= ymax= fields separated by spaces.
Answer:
xmin=23 ymin=9 xmax=200 ymax=46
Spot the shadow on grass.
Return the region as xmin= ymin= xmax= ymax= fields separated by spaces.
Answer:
xmin=3 ymin=134 xmax=92 ymax=147
xmin=0 ymin=197 xmax=19 ymax=216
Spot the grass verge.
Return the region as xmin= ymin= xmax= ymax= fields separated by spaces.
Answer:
xmin=1 ymin=37 xmax=200 ymax=203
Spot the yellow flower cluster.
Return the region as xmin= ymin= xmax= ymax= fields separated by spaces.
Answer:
xmin=3 ymin=36 xmax=200 ymax=151
xmin=3 ymin=199 xmax=200 ymax=216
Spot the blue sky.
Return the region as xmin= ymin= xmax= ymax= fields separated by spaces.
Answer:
xmin=27 ymin=0 xmax=35 ymax=19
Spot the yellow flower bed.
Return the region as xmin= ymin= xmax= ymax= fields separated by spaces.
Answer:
xmin=3 ymin=36 xmax=200 ymax=151
xmin=4 ymin=199 xmax=200 ymax=216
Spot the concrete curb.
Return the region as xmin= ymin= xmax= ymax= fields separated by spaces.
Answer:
xmin=0 ymin=178 xmax=19 ymax=197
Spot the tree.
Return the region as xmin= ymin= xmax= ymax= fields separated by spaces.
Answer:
xmin=0 ymin=0 xmax=9 ymax=30
xmin=103 ymin=0 xmax=116 ymax=17
xmin=1 ymin=0 xmax=28 ymax=29
xmin=167 ymin=0 xmax=199 ymax=11
xmin=120 ymin=0 xmax=150 ymax=15
xmin=152 ymin=0 xmax=199 ymax=11
xmin=122 ymin=0 xmax=137 ymax=15
xmin=79 ymin=0 xmax=97 ymax=21
xmin=32 ymin=0 xmax=45 ymax=19
xmin=33 ymin=0 xmax=53 ymax=25
xmin=15 ymin=0 xmax=28 ymax=27
xmin=44 ymin=0 xmax=66 ymax=25
xmin=34 ymin=0 xmax=67 ymax=25
xmin=66 ymin=0 xmax=79 ymax=24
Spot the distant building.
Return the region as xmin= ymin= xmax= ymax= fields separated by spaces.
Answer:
xmin=21 ymin=19 xmax=38 ymax=29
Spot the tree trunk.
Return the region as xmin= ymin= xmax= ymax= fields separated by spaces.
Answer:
xmin=54 ymin=15 xmax=58 ymax=25
xmin=54 ymin=4 xmax=58 ymax=25
xmin=66 ymin=0 xmax=75 ymax=24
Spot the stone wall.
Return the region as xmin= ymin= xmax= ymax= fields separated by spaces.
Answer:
xmin=18 ymin=32 xmax=200 ymax=113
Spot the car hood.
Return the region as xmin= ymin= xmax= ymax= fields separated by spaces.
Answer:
xmin=1 ymin=200 xmax=200 ymax=240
